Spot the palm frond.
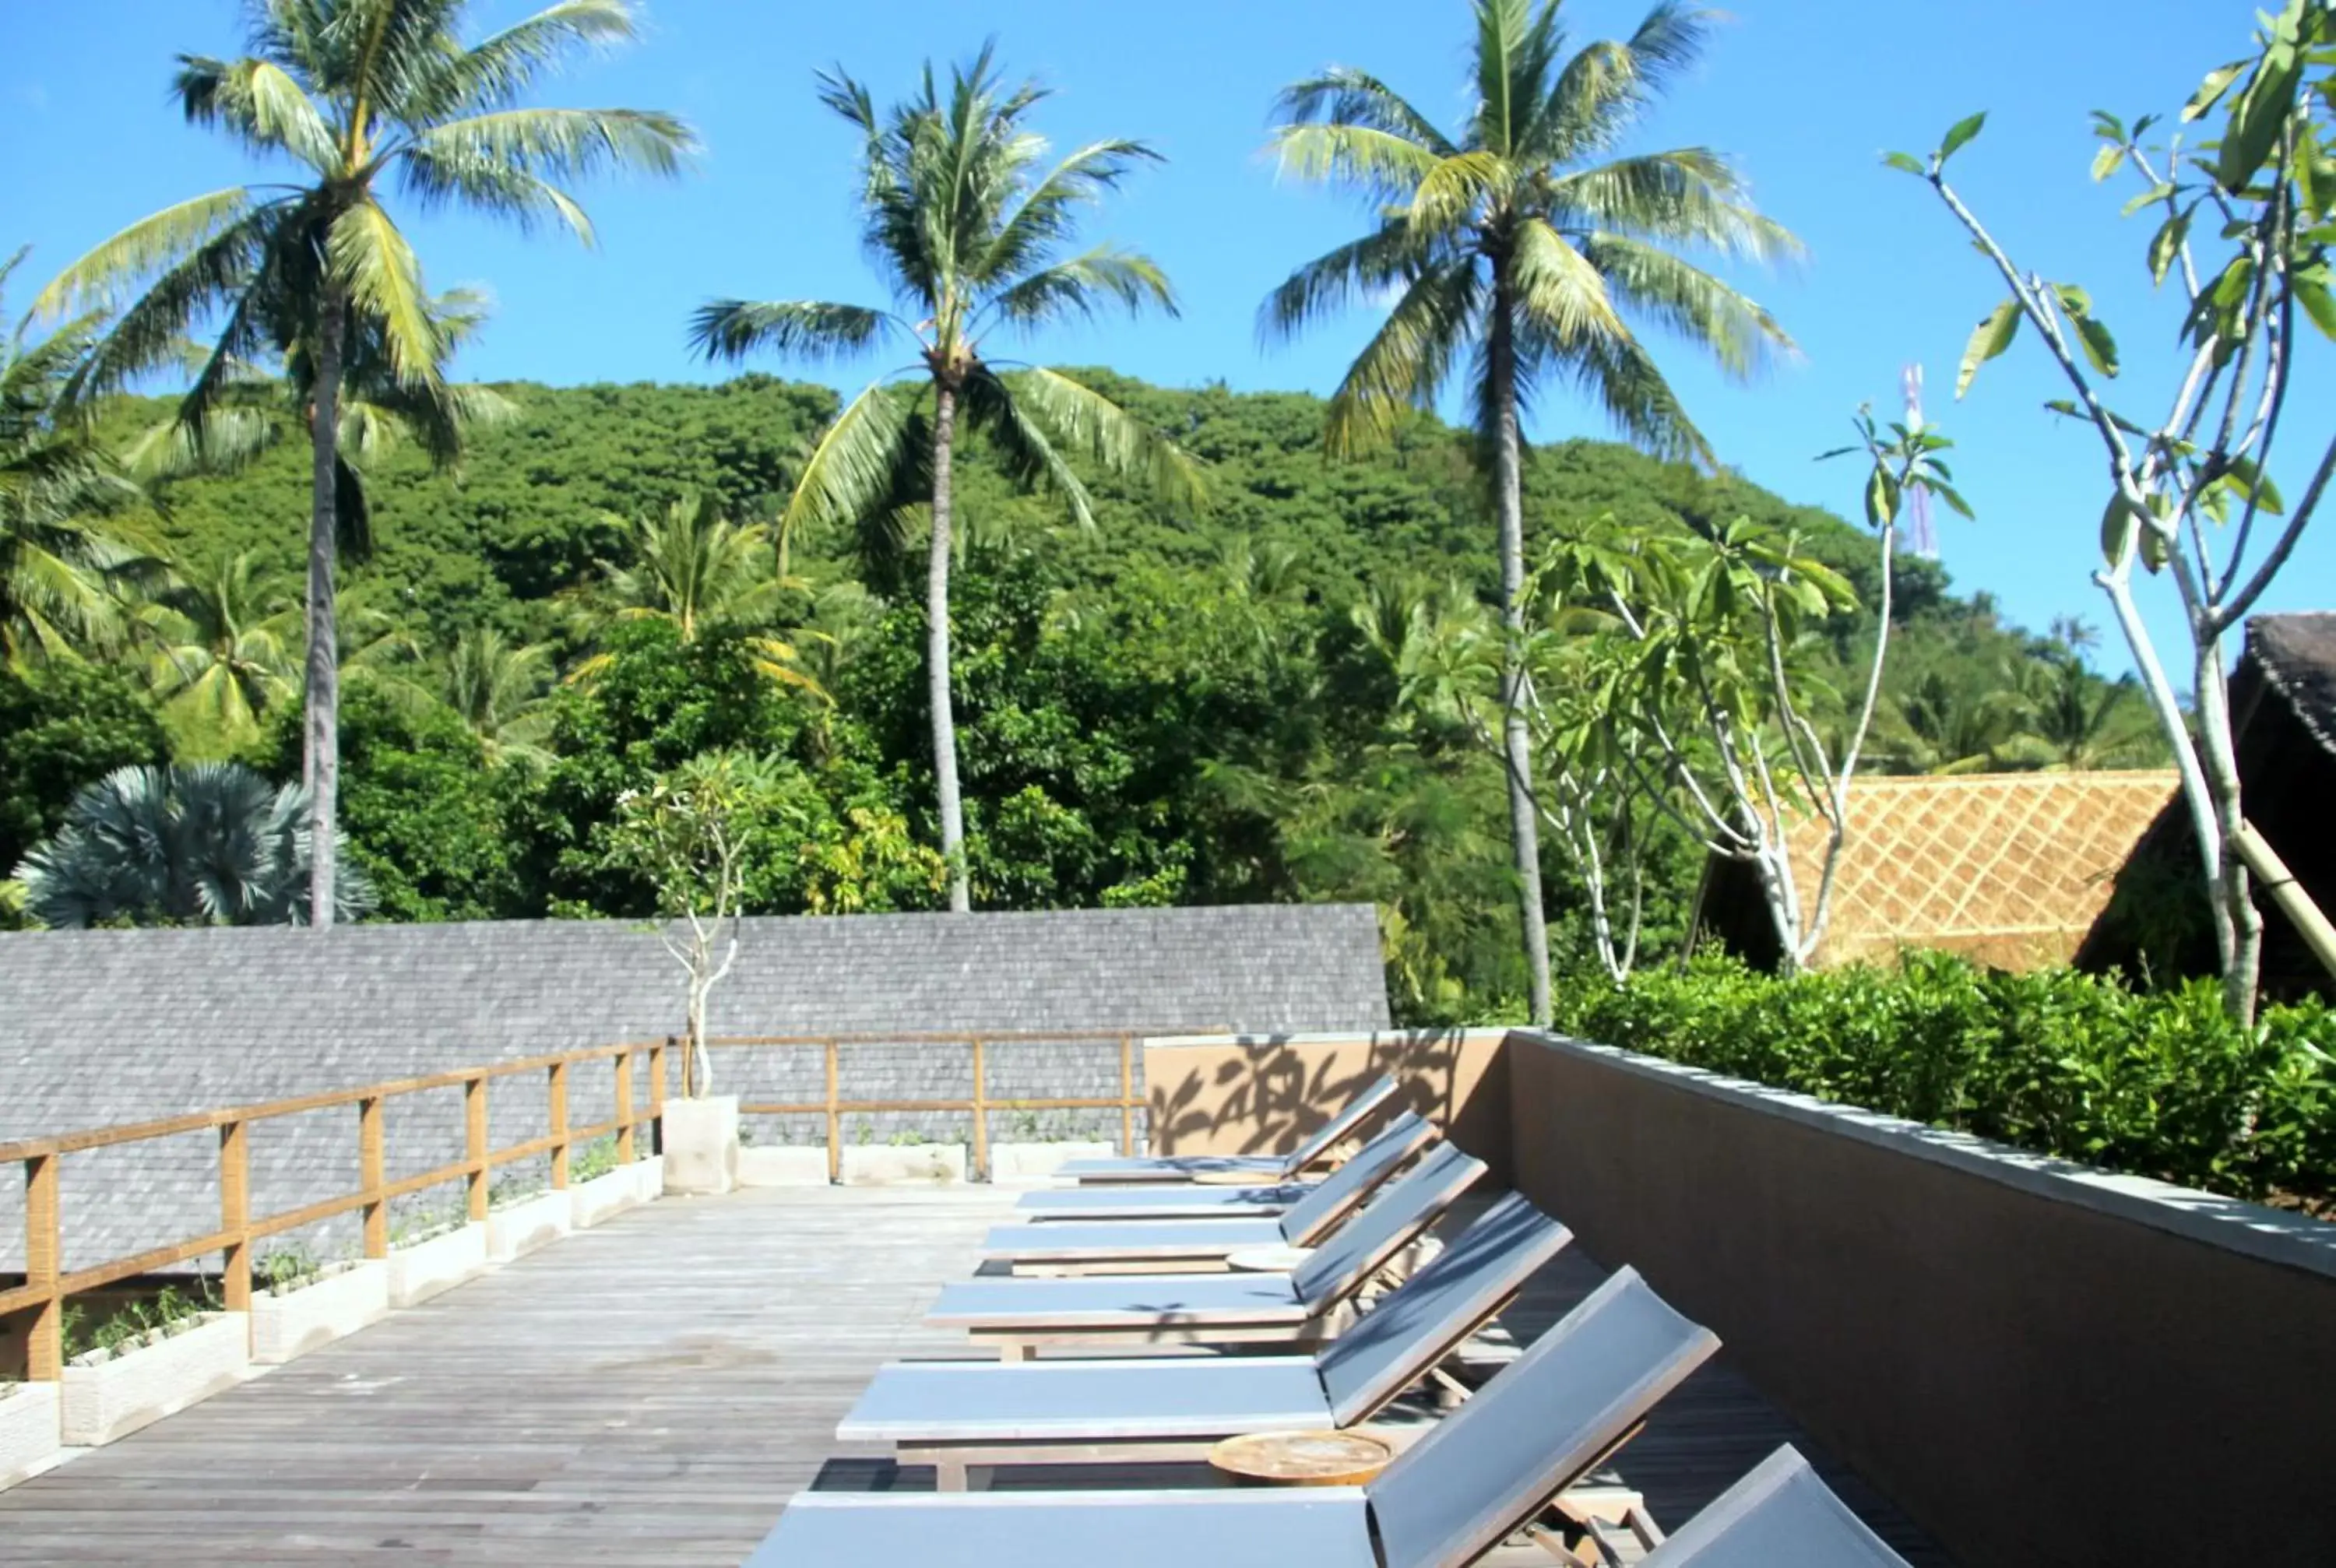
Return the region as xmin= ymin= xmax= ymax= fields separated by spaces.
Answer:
xmin=1542 ymin=2 xmax=1716 ymax=157
xmin=982 ymin=248 xmax=1175 ymax=330
xmin=30 ymin=189 xmax=255 ymax=322
xmin=1509 ymin=216 xmax=1627 ymax=346
xmin=398 ymin=146 xmax=597 ymax=241
xmin=403 ymin=106 xmax=697 ymax=187
xmin=1323 ymin=262 xmax=1482 ymax=457
xmin=1560 ymin=325 xmax=1709 ymax=464
xmin=178 ymin=56 xmax=343 ymax=174
xmin=1545 ymin=149 xmax=1803 ymax=263
xmin=780 ymin=378 xmax=915 ymax=538
xmin=980 ymin=139 xmax=1163 ymax=283
xmin=1269 ymin=124 xmax=1443 ymax=206
xmin=1578 ymin=233 xmax=1792 ymax=378
xmin=1271 ymin=67 xmax=1457 ymax=156
xmin=412 ymin=0 xmax=643 ymax=118
xmin=959 ymin=370 xmax=1095 ymax=526
xmin=1258 ymin=219 xmax=1430 ymax=345
xmin=688 ymin=300 xmax=892 ymax=365
xmin=1005 ymin=365 xmax=1205 ymax=515
xmin=329 ymin=200 xmax=441 ymax=387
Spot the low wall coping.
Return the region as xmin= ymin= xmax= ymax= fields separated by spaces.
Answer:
xmin=1144 ymin=1028 xmax=1511 ymax=1050
xmin=1509 ymin=1028 xmax=2336 ymax=1284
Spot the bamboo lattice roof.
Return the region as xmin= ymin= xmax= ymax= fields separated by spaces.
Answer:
xmin=1792 ymin=772 xmax=2178 ymax=971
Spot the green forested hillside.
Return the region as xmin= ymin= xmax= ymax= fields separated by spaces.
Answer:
xmin=19 ymin=371 xmax=2162 ymax=1018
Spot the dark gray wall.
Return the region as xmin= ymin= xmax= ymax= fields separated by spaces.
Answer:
xmin=0 ymin=906 xmax=1390 ymax=1270
xmin=1505 ymin=1031 xmax=2336 ymax=1568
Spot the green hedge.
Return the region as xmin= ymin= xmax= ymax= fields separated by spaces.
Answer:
xmin=1550 ymin=953 xmax=2336 ymax=1212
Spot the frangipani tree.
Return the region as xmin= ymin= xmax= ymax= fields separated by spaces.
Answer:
xmin=1263 ymin=0 xmax=1801 ymax=1021
xmin=691 ymin=47 xmax=1202 ymax=912
xmin=1898 ymin=0 xmax=2336 ymax=1021
xmin=1539 ymin=414 xmax=1962 ymax=973
xmin=37 ymin=0 xmax=694 ymax=928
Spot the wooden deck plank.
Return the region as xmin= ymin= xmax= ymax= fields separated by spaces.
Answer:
xmin=0 ymin=1186 xmax=1950 ymax=1565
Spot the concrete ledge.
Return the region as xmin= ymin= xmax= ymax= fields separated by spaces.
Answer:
xmin=1518 ymin=1029 xmax=2336 ymax=1281
xmin=386 ymin=1222 xmax=490 ymax=1307
xmin=987 ymin=1141 xmax=1117 ymax=1186
xmin=631 ymin=1155 xmax=665 ymax=1201
xmin=569 ymin=1164 xmax=648 ymax=1229
xmin=486 ymin=1190 xmax=572 ymax=1262
xmin=60 ymin=1312 xmax=248 ymax=1447
xmin=663 ymin=1095 xmax=739 ymax=1196
xmin=839 ymin=1144 xmax=966 ymax=1187
xmin=0 ymin=1382 xmax=62 ymax=1491
xmin=252 ymin=1260 xmax=389 ymax=1365
xmin=738 ymin=1146 xmax=829 ymax=1187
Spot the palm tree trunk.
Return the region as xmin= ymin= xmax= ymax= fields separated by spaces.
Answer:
xmin=1488 ymin=261 xmax=1552 ymax=1024
xmin=304 ymin=287 xmax=344 ymax=930
xmin=929 ymin=380 xmax=971 ymax=913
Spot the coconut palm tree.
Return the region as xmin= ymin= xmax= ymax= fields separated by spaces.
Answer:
xmin=141 ymin=552 xmax=300 ymax=754
xmin=0 ymin=248 xmax=157 ymax=663
xmin=15 ymin=761 xmax=375 ymax=928
xmin=1262 ymin=0 xmax=1799 ymax=1021
xmin=690 ymin=47 xmax=1201 ymax=912
xmin=441 ymin=626 xmax=554 ymax=765
xmin=36 ymin=0 xmax=695 ymax=927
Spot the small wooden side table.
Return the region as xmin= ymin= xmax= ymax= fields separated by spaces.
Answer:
xmin=1225 ymin=1245 xmax=1313 ymax=1274
xmin=1207 ymin=1429 xmax=1393 ymax=1487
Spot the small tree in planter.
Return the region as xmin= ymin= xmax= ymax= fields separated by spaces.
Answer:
xmin=605 ymin=751 xmax=790 ymax=1098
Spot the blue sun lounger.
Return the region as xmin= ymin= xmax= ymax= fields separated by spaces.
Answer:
xmin=850 ymin=1192 xmax=1571 ymax=1487
xmin=1566 ymin=1445 xmax=1914 ymax=1567
xmin=1055 ymin=1074 xmax=1402 ymax=1184
xmin=980 ymin=1109 xmax=1437 ymax=1270
xmin=932 ymin=1142 xmax=1485 ymax=1359
xmin=746 ymin=1258 xmax=1719 ymax=1566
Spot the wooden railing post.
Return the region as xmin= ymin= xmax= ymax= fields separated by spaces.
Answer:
xmin=615 ymin=1048 xmax=637 ymax=1165
xmin=548 ymin=1060 xmax=571 ymax=1190
xmin=359 ymin=1095 xmax=387 ymax=1259
xmin=219 ymin=1119 xmax=251 ymax=1312
xmin=23 ymin=1152 xmax=61 ymax=1380
xmin=824 ymin=1038 xmax=842 ymax=1183
xmin=649 ymin=1038 xmax=669 ymax=1157
xmin=969 ymin=1037 xmax=989 ymax=1180
xmin=1120 ymin=1034 xmax=1136 ymax=1156
xmin=465 ymin=1075 xmax=490 ymax=1222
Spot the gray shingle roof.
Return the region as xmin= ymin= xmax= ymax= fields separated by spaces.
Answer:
xmin=0 ymin=905 xmax=1389 ymax=1271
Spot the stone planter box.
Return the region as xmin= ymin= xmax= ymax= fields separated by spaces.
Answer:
xmin=0 ymin=1382 xmax=62 ymax=1490
xmin=61 ymin=1311 xmax=248 ymax=1447
xmin=839 ymin=1143 xmax=967 ymax=1187
xmin=486 ymin=1189 xmax=572 ymax=1262
xmin=569 ymin=1162 xmax=650 ymax=1229
xmin=252 ymin=1260 xmax=389 ymax=1365
xmin=987 ymin=1141 xmax=1118 ymax=1186
xmin=663 ymin=1095 xmax=739 ymax=1196
xmin=387 ymin=1222 xmax=490 ymax=1308
xmin=738 ymin=1145 xmax=830 ymax=1187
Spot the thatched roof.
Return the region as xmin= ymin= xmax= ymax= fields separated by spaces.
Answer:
xmin=2247 ymin=612 xmax=2336 ymax=759
xmin=1705 ymin=772 xmax=2177 ymax=972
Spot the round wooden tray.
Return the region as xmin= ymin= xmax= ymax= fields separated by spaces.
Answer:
xmin=1225 ymin=1245 xmax=1313 ymax=1274
xmin=1208 ymin=1429 xmax=1393 ymax=1486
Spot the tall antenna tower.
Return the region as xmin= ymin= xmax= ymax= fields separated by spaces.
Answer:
xmin=1902 ymin=364 xmax=1939 ymax=560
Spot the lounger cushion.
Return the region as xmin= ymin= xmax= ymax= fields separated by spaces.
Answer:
xmin=839 ymin=1356 xmax=1331 ymax=1442
xmin=1641 ymin=1447 xmax=1910 ymax=1567
xmin=1012 ymin=1183 xmax=1306 ymax=1220
xmin=748 ymin=1489 xmax=1377 ymax=1568
xmin=979 ymin=1217 xmax=1286 ymax=1262
xmin=1056 ymin=1152 xmax=1286 ymax=1182
xmin=928 ymin=1271 xmax=1308 ymax=1329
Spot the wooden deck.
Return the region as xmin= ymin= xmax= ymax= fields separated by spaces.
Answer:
xmin=0 ymin=1186 xmax=1949 ymax=1565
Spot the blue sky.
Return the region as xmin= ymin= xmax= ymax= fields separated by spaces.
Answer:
xmin=5 ymin=0 xmax=2329 ymax=677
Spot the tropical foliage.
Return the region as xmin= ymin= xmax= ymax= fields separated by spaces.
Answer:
xmin=15 ymin=761 xmax=376 ymax=928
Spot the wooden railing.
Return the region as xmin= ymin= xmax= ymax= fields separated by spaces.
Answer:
xmin=0 ymin=1039 xmax=665 ymax=1383
xmin=699 ymin=1030 xmax=1172 ymax=1183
